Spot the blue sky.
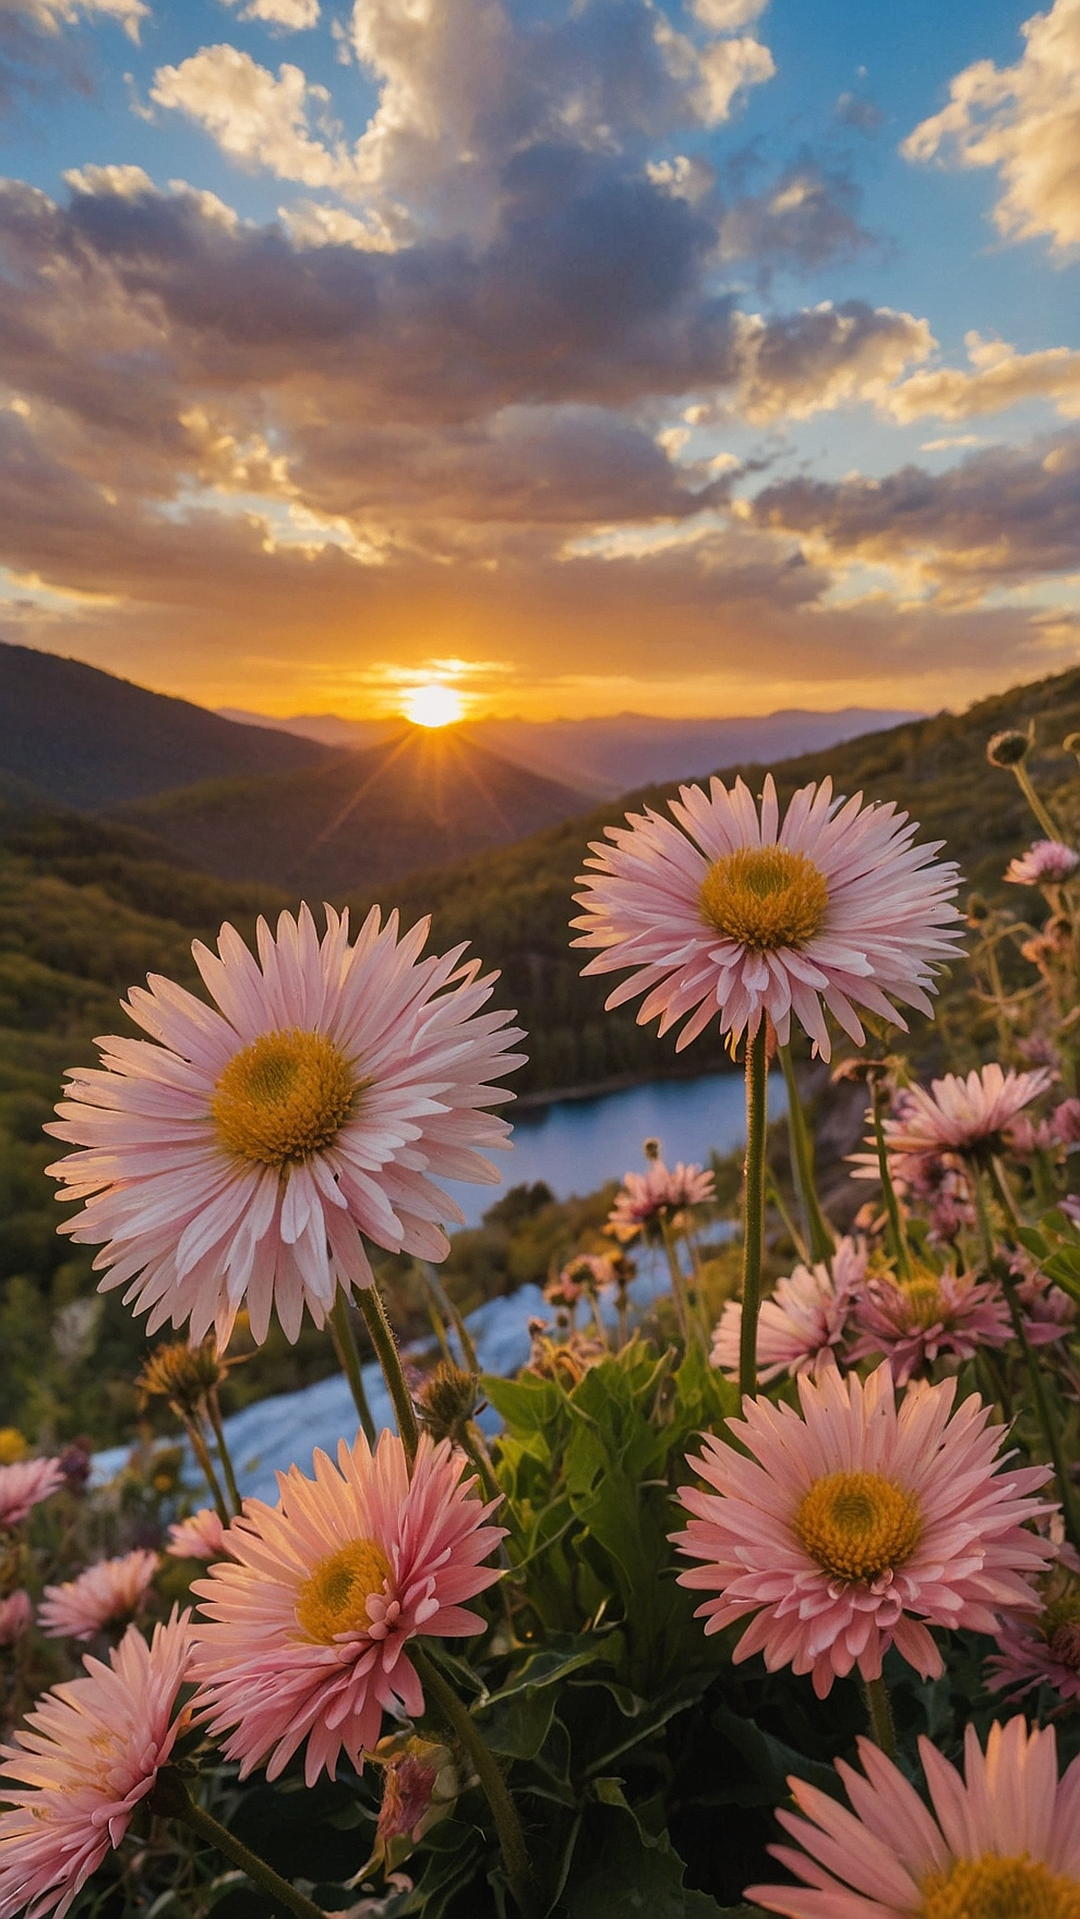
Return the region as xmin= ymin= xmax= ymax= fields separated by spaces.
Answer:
xmin=1 ymin=0 xmax=1078 ymax=720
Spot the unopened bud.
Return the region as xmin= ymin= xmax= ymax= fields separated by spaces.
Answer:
xmin=416 ymin=1361 xmax=479 ymax=1441
xmin=642 ymin=1136 xmax=661 ymax=1161
xmin=987 ymin=727 xmax=1031 ymax=768
xmin=136 ymin=1338 xmax=229 ymax=1417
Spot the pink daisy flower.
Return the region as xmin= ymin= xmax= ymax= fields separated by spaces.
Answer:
xmin=987 ymin=1549 xmax=1080 ymax=1704
xmin=166 ymin=1507 xmax=230 ymax=1561
xmin=572 ymin=773 xmax=962 ymax=1060
xmin=749 ymin=1715 xmax=1080 ymax=1920
xmin=39 ymin=1548 xmax=159 ymax=1642
xmin=0 ymin=1589 xmax=33 ymax=1646
xmin=0 ymin=1456 xmax=64 ymax=1530
xmin=607 ymin=1158 xmax=715 ymax=1242
xmin=849 ymin=1265 xmax=1011 ymax=1385
xmin=671 ymin=1361 xmax=1052 ymax=1698
xmin=876 ymin=1063 xmax=1056 ymax=1159
xmin=46 ymin=905 xmax=525 ymax=1346
xmin=1005 ymin=839 xmax=1080 ymax=886
xmin=190 ymin=1428 xmax=505 ymax=1785
xmin=710 ymin=1238 xmax=866 ymax=1384
xmin=0 ymin=1611 xmax=194 ymax=1919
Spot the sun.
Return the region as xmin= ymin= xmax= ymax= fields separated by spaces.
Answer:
xmin=403 ymin=683 xmax=465 ymax=728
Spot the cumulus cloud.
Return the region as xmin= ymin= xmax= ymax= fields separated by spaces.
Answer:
xmin=903 ymin=0 xmax=1080 ymax=253
xmin=12 ymin=0 xmax=146 ymax=38
xmin=750 ymin=430 xmax=1080 ymax=599
xmin=882 ymin=329 xmax=1080 ymax=422
xmin=220 ymin=0 xmax=320 ymax=28
xmin=685 ymin=301 xmax=933 ymax=424
xmin=718 ymin=156 xmax=875 ymax=275
xmin=149 ymin=45 xmax=361 ymax=191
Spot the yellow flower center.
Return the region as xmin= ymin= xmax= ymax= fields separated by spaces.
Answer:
xmin=920 ymin=1852 xmax=1080 ymax=1917
xmin=211 ymin=1028 xmax=356 ymax=1168
xmin=295 ymin=1537 xmax=392 ymax=1643
xmin=898 ymin=1276 xmax=946 ymax=1330
xmin=699 ymin=846 xmax=829 ymax=951
xmin=795 ymin=1469 xmax=922 ymax=1584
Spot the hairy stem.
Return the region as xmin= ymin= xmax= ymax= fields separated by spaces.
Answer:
xmin=412 ymin=1646 xmax=537 ymax=1915
xmin=739 ymin=1021 xmax=769 ymax=1401
xmin=329 ymin=1292 xmax=377 ymax=1447
xmin=358 ymin=1280 xmax=419 ymax=1466
xmin=862 ymin=1674 xmax=897 ymax=1760
xmin=423 ymin=1262 xmax=481 ymax=1374
xmin=871 ymin=1085 xmax=912 ymax=1280
xmin=180 ymin=1413 xmax=230 ymax=1528
xmin=778 ymin=1045 xmax=834 ymax=1264
xmin=205 ymin=1391 xmax=243 ymax=1518
xmin=1013 ymin=762 xmax=1064 ymax=844
xmin=154 ymin=1771 xmax=324 ymax=1918
xmin=659 ymin=1217 xmax=693 ymax=1345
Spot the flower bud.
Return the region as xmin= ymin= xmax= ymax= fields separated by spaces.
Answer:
xmin=416 ymin=1361 xmax=479 ymax=1442
xmin=0 ymin=1588 xmax=33 ymax=1646
xmin=136 ymin=1338 xmax=229 ymax=1417
xmin=986 ymin=727 xmax=1031 ymax=768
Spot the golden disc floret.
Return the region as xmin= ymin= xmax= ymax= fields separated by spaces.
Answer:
xmin=920 ymin=1852 xmax=1080 ymax=1918
xmin=699 ymin=846 xmax=829 ymax=951
xmin=795 ymin=1469 xmax=921 ymax=1584
xmin=211 ymin=1028 xmax=356 ymax=1169
xmin=295 ymin=1538 xmax=392 ymax=1643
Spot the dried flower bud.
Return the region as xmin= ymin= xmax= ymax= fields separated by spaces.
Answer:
xmin=355 ymin=1733 xmax=460 ymax=1881
xmin=987 ymin=727 xmax=1032 ymax=768
xmin=416 ymin=1361 xmax=479 ymax=1442
xmin=136 ymin=1338 xmax=229 ymax=1417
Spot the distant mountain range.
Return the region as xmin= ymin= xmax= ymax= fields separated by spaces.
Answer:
xmin=111 ymin=727 xmax=590 ymax=896
xmin=0 ymin=643 xmax=332 ymax=810
xmin=219 ymin=705 xmax=924 ymax=797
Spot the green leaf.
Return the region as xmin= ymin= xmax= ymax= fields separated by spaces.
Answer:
xmin=711 ymin=1706 xmax=841 ymax=1808
xmin=475 ymin=1635 xmax=608 ymax=1759
xmin=1016 ymin=1226 xmax=1050 ymax=1258
xmin=561 ymin=1778 xmax=726 ymax=1916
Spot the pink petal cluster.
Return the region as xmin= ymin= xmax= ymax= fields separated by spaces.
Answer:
xmin=1011 ymin=1253 xmax=1076 ymax=1347
xmin=39 ymin=1548 xmax=159 ymax=1641
xmin=572 ymin=773 xmax=962 ymax=1060
xmin=607 ymin=1158 xmax=715 ymax=1241
xmin=1005 ymin=838 xmax=1080 ymax=885
xmin=0 ymin=1456 xmax=64 ymax=1530
xmin=848 ymin=1267 xmax=1011 ymax=1384
xmin=876 ymin=1062 xmax=1056 ymax=1157
xmin=0 ymin=1611 xmax=194 ymax=1919
xmin=672 ymin=1362 xmax=1053 ymax=1698
xmin=190 ymin=1429 xmax=505 ymax=1784
xmin=710 ymin=1238 xmax=866 ymax=1384
xmin=749 ymin=1716 xmax=1080 ymax=1919
xmin=46 ymin=905 xmax=525 ymax=1347
xmin=0 ymin=1589 xmax=33 ymax=1646
xmin=166 ymin=1507 xmax=230 ymax=1561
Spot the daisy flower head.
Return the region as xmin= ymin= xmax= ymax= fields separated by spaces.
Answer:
xmin=46 ymin=905 xmax=525 ymax=1347
xmin=1005 ymin=839 xmax=1080 ymax=886
xmin=987 ymin=1550 xmax=1080 ymax=1705
xmin=190 ymin=1428 xmax=505 ymax=1785
xmin=572 ymin=773 xmax=962 ymax=1060
xmin=166 ymin=1507 xmax=230 ymax=1561
xmin=0 ymin=1610 xmax=194 ymax=1919
xmin=710 ymin=1237 xmax=866 ymax=1384
xmin=607 ymin=1158 xmax=715 ymax=1243
xmin=39 ymin=1548 xmax=159 ymax=1642
xmin=849 ymin=1264 xmax=1011 ymax=1385
xmin=0 ymin=1455 xmax=64 ymax=1531
xmin=750 ymin=1715 xmax=1080 ymax=1919
xmin=672 ymin=1361 xmax=1053 ymax=1698
xmin=878 ymin=1063 xmax=1056 ymax=1160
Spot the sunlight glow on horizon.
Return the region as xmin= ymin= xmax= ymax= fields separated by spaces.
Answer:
xmin=402 ymin=682 xmax=465 ymax=728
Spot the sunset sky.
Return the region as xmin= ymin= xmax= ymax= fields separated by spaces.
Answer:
xmin=1 ymin=0 xmax=1078 ymax=721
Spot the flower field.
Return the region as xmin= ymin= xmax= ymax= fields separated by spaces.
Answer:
xmin=4 ymin=724 xmax=1080 ymax=1916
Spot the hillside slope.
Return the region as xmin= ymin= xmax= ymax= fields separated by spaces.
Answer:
xmin=0 ymin=642 xmax=332 ymax=809
xmin=355 ymin=664 xmax=1080 ymax=1094
xmin=111 ymin=726 xmax=590 ymax=895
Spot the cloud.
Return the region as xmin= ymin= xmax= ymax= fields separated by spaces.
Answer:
xmin=12 ymin=0 xmax=146 ymax=39
xmin=220 ymin=0 xmax=319 ymax=29
xmin=686 ymin=301 xmax=933 ymax=424
xmin=903 ymin=0 xmax=1080 ymax=254
xmin=834 ymin=90 xmax=884 ymax=133
xmin=149 ymin=45 xmax=357 ymax=191
xmin=749 ymin=430 xmax=1080 ymax=599
xmin=718 ymin=155 xmax=875 ymax=275
xmin=881 ymin=329 xmax=1080 ymax=422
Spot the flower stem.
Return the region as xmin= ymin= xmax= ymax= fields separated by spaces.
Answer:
xmin=181 ymin=1413 xmax=230 ymax=1528
xmin=862 ymin=1674 xmax=897 ymax=1760
xmin=1012 ymin=762 xmax=1063 ymax=844
xmin=660 ymin=1217 xmax=694 ymax=1345
xmin=412 ymin=1645 xmax=537 ymax=1915
xmin=778 ymin=1045 xmax=834 ymax=1264
xmin=329 ymin=1292 xmax=377 ymax=1447
xmin=153 ymin=1769 xmax=324 ymax=1917
xmin=423 ymin=1262 xmax=481 ymax=1374
xmin=205 ymin=1391 xmax=243 ymax=1518
xmin=739 ymin=1021 xmax=769 ymax=1401
xmin=358 ymin=1279 xmax=419 ymax=1466
xmin=871 ymin=1085 xmax=912 ymax=1280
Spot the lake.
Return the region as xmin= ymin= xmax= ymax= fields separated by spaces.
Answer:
xmin=443 ymin=1068 xmax=788 ymax=1226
